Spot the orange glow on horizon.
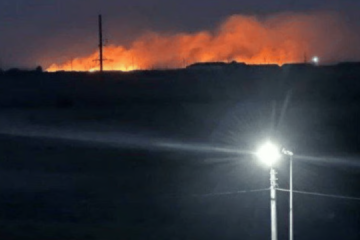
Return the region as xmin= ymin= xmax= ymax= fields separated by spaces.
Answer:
xmin=46 ymin=13 xmax=357 ymax=72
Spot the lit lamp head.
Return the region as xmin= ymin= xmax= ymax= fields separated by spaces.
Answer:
xmin=312 ymin=56 xmax=319 ymax=65
xmin=256 ymin=141 xmax=281 ymax=167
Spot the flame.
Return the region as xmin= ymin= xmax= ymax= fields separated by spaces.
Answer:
xmin=46 ymin=12 xmax=358 ymax=72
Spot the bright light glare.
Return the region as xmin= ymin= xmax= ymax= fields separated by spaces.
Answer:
xmin=256 ymin=142 xmax=281 ymax=166
xmin=312 ymin=56 xmax=319 ymax=64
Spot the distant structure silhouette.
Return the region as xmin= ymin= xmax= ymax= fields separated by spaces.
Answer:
xmin=35 ymin=66 xmax=43 ymax=73
xmin=186 ymin=61 xmax=246 ymax=70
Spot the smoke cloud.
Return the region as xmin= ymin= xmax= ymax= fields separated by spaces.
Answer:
xmin=47 ymin=12 xmax=360 ymax=72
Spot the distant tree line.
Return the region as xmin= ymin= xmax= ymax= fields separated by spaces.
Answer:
xmin=1 ymin=65 xmax=43 ymax=74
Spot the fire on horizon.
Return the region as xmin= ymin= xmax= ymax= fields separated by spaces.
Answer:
xmin=46 ymin=12 xmax=358 ymax=72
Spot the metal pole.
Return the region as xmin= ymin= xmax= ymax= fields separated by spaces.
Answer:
xmin=99 ymin=14 xmax=103 ymax=72
xmin=289 ymin=155 xmax=293 ymax=240
xmin=270 ymin=168 xmax=278 ymax=240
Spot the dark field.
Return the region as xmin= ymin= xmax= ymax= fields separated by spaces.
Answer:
xmin=0 ymin=63 xmax=360 ymax=239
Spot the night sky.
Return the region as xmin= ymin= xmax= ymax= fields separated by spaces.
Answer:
xmin=1 ymin=0 xmax=360 ymax=69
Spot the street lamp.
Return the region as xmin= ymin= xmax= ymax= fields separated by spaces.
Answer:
xmin=282 ymin=149 xmax=294 ymax=240
xmin=256 ymin=141 xmax=281 ymax=240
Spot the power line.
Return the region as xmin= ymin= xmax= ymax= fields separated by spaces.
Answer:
xmin=277 ymin=188 xmax=360 ymax=201
xmin=158 ymin=188 xmax=270 ymax=200
xmin=191 ymin=188 xmax=270 ymax=198
xmin=121 ymin=188 xmax=270 ymax=201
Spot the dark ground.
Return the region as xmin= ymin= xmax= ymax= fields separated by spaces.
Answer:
xmin=0 ymin=63 xmax=360 ymax=239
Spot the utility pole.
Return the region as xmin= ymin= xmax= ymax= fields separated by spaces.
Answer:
xmin=289 ymin=154 xmax=294 ymax=240
xmin=270 ymin=168 xmax=278 ymax=240
xmin=282 ymin=149 xmax=294 ymax=240
xmin=99 ymin=14 xmax=104 ymax=72
xmin=304 ymin=52 xmax=308 ymax=64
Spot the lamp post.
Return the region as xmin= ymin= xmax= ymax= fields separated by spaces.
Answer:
xmin=282 ymin=149 xmax=294 ymax=240
xmin=256 ymin=142 xmax=281 ymax=240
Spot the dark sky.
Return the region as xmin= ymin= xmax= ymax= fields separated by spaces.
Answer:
xmin=1 ymin=0 xmax=360 ymax=69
